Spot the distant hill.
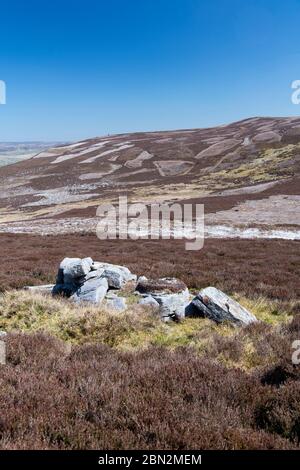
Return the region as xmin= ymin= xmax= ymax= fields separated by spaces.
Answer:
xmin=0 ymin=117 xmax=299 ymax=238
xmin=0 ymin=142 xmax=65 ymax=167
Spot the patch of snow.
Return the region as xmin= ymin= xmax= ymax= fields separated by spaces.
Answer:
xmin=253 ymin=131 xmax=281 ymax=143
xmin=206 ymin=195 xmax=300 ymax=226
xmin=34 ymin=151 xmax=60 ymax=159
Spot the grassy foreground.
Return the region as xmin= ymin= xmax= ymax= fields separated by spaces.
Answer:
xmin=0 ymin=291 xmax=300 ymax=449
xmin=0 ymin=289 xmax=296 ymax=371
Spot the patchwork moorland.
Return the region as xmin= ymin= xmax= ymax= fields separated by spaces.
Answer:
xmin=0 ymin=116 xmax=299 ymax=237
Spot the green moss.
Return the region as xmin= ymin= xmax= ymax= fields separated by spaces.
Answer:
xmin=200 ymin=142 xmax=300 ymax=188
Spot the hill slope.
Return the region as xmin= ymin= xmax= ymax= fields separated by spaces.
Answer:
xmin=0 ymin=142 xmax=63 ymax=167
xmin=0 ymin=117 xmax=299 ymax=237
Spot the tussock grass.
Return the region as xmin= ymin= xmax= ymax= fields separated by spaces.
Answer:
xmin=0 ymin=290 xmax=160 ymax=347
xmin=0 ymin=290 xmax=296 ymax=372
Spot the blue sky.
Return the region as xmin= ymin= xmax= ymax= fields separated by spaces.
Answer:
xmin=0 ymin=0 xmax=300 ymax=141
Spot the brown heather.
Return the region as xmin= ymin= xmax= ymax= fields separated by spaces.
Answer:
xmin=0 ymin=234 xmax=299 ymax=302
xmin=0 ymin=332 xmax=299 ymax=450
xmin=0 ymin=234 xmax=299 ymax=449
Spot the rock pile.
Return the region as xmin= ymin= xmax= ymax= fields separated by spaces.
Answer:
xmin=49 ymin=257 xmax=258 ymax=326
xmin=52 ymin=257 xmax=136 ymax=311
xmin=136 ymin=277 xmax=189 ymax=321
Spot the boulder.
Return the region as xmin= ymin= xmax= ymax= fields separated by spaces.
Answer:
xmin=71 ymin=277 xmax=108 ymax=305
xmin=105 ymin=294 xmax=127 ymax=312
xmin=24 ymin=284 xmax=55 ymax=293
xmin=136 ymin=277 xmax=187 ymax=295
xmin=60 ymin=257 xmax=93 ymax=284
xmin=52 ymin=282 xmax=76 ymax=297
xmin=136 ymin=277 xmax=190 ymax=321
xmin=92 ymin=262 xmax=137 ymax=284
xmin=101 ymin=269 xmax=124 ymax=289
xmin=83 ymin=269 xmax=105 ymax=281
xmin=188 ymin=286 xmax=257 ymax=326
xmin=138 ymin=296 xmax=160 ymax=310
xmin=156 ymin=289 xmax=190 ymax=321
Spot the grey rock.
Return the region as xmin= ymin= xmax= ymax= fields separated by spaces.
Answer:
xmin=52 ymin=257 xmax=137 ymax=304
xmin=105 ymin=291 xmax=119 ymax=299
xmin=52 ymin=282 xmax=76 ymax=297
xmin=71 ymin=277 xmax=108 ymax=305
xmin=188 ymin=286 xmax=257 ymax=326
xmin=82 ymin=268 xmax=105 ymax=282
xmin=56 ymin=268 xmax=64 ymax=284
xmin=90 ymin=261 xmax=102 ymax=271
xmin=101 ymin=269 xmax=124 ymax=289
xmin=60 ymin=257 xmax=93 ymax=282
xmin=105 ymin=295 xmax=127 ymax=312
xmin=0 ymin=331 xmax=7 ymax=338
xmin=136 ymin=277 xmax=190 ymax=321
xmin=138 ymin=296 xmax=160 ymax=310
xmin=153 ymin=288 xmax=190 ymax=322
xmin=24 ymin=284 xmax=55 ymax=293
xmin=92 ymin=262 xmax=137 ymax=284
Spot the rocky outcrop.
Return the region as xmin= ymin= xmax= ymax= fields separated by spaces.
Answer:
xmin=71 ymin=277 xmax=108 ymax=304
xmin=187 ymin=286 xmax=257 ymax=326
xmin=52 ymin=257 xmax=136 ymax=307
xmin=91 ymin=262 xmax=137 ymax=285
xmin=136 ymin=277 xmax=190 ymax=321
xmin=53 ymin=257 xmax=94 ymax=297
xmin=36 ymin=257 xmax=258 ymax=326
xmin=138 ymin=295 xmax=160 ymax=310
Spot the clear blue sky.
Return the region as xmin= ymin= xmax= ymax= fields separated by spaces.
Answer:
xmin=0 ymin=0 xmax=300 ymax=141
